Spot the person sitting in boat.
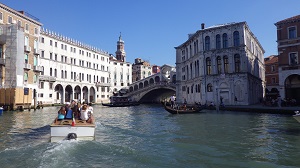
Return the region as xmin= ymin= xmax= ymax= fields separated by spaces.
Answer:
xmin=64 ymin=102 xmax=73 ymax=119
xmin=88 ymin=102 xmax=93 ymax=115
xmin=57 ymin=106 xmax=66 ymax=121
xmin=80 ymin=104 xmax=92 ymax=123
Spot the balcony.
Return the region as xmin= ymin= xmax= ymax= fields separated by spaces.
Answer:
xmin=33 ymin=65 xmax=43 ymax=72
xmin=95 ymin=82 xmax=111 ymax=87
xmin=24 ymin=63 xmax=31 ymax=70
xmin=39 ymin=75 xmax=56 ymax=82
xmin=0 ymin=58 xmax=5 ymax=66
xmin=33 ymin=48 xmax=39 ymax=55
xmin=24 ymin=45 xmax=31 ymax=52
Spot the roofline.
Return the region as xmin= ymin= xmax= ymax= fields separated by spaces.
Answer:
xmin=0 ymin=3 xmax=42 ymax=26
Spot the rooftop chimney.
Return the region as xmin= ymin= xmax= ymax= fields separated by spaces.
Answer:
xmin=201 ymin=23 xmax=205 ymax=30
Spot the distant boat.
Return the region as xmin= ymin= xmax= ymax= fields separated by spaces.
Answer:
xmin=102 ymin=95 xmax=140 ymax=107
xmin=102 ymin=102 xmax=140 ymax=107
xmin=50 ymin=116 xmax=95 ymax=142
xmin=293 ymin=111 xmax=300 ymax=123
xmin=163 ymin=104 xmax=203 ymax=114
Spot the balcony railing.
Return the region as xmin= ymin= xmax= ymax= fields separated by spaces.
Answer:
xmin=24 ymin=63 xmax=31 ymax=70
xmin=24 ymin=46 xmax=31 ymax=52
xmin=39 ymin=75 xmax=56 ymax=82
xmin=33 ymin=48 xmax=39 ymax=55
xmin=95 ymin=82 xmax=110 ymax=87
xmin=33 ymin=65 xmax=43 ymax=72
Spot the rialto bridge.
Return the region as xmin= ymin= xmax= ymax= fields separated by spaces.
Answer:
xmin=122 ymin=65 xmax=176 ymax=103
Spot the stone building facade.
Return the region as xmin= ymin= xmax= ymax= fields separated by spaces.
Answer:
xmin=264 ymin=55 xmax=279 ymax=100
xmin=175 ymin=22 xmax=265 ymax=105
xmin=275 ymin=15 xmax=300 ymax=102
xmin=0 ymin=3 xmax=42 ymax=109
xmin=132 ymin=58 xmax=152 ymax=82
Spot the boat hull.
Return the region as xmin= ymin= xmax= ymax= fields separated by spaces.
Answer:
xmin=50 ymin=119 xmax=95 ymax=142
xmin=102 ymin=102 xmax=140 ymax=107
xmin=293 ymin=114 xmax=300 ymax=123
xmin=164 ymin=105 xmax=202 ymax=114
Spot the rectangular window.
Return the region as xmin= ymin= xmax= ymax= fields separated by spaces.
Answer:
xmin=41 ymin=37 xmax=44 ymax=43
xmin=0 ymin=12 xmax=3 ymax=21
xmin=289 ymin=52 xmax=298 ymax=65
xmin=8 ymin=16 xmax=12 ymax=23
xmin=49 ymin=83 xmax=53 ymax=89
xmin=50 ymin=40 xmax=52 ymax=46
xmin=55 ymin=42 xmax=57 ymax=47
xmin=271 ymin=65 xmax=275 ymax=72
xmin=61 ymin=44 xmax=64 ymax=49
xmin=40 ymin=82 xmax=44 ymax=89
xmin=50 ymin=52 xmax=53 ymax=59
xmin=34 ymin=28 xmax=38 ymax=35
xmin=49 ymin=94 xmax=52 ymax=98
xmin=288 ymin=27 xmax=296 ymax=39
xmin=41 ymin=50 xmax=44 ymax=58
xmin=25 ymin=24 xmax=29 ymax=31
xmin=272 ymin=78 xmax=276 ymax=84
xmin=18 ymin=20 xmax=21 ymax=28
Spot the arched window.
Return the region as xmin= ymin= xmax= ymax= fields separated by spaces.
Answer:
xmin=191 ymin=85 xmax=194 ymax=93
xmin=33 ymin=74 xmax=37 ymax=83
xmin=190 ymin=63 xmax=193 ymax=79
xmin=207 ymin=83 xmax=212 ymax=92
xmin=233 ymin=31 xmax=240 ymax=47
xmin=50 ymin=68 xmax=52 ymax=76
xmin=205 ymin=36 xmax=210 ymax=51
xmin=217 ymin=56 xmax=222 ymax=74
xmin=24 ymin=72 xmax=28 ymax=82
xmin=198 ymin=84 xmax=201 ymax=93
xmin=216 ymin=34 xmax=221 ymax=49
xmin=234 ymin=54 xmax=241 ymax=72
xmin=206 ymin=57 xmax=212 ymax=75
xmin=223 ymin=56 xmax=229 ymax=73
xmin=187 ymin=87 xmax=189 ymax=94
xmin=222 ymin=33 xmax=228 ymax=48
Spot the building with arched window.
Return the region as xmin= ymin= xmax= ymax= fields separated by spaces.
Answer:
xmin=175 ymin=22 xmax=265 ymax=105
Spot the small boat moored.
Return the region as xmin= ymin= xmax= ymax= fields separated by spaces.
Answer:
xmin=164 ymin=104 xmax=203 ymax=114
xmin=293 ymin=111 xmax=300 ymax=123
xmin=102 ymin=95 xmax=140 ymax=107
xmin=50 ymin=116 xmax=95 ymax=142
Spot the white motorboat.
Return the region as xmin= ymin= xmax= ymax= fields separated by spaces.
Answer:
xmin=50 ymin=117 xmax=95 ymax=142
xmin=293 ymin=111 xmax=300 ymax=123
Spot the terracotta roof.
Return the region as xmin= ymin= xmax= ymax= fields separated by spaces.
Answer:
xmin=264 ymin=55 xmax=278 ymax=64
xmin=275 ymin=14 xmax=300 ymax=25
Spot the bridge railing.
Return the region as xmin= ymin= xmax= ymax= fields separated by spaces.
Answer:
xmin=125 ymin=82 xmax=176 ymax=96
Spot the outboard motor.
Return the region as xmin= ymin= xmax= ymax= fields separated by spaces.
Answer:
xmin=67 ymin=133 xmax=77 ymax=140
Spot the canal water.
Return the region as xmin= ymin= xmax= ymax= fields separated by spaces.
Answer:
xmin=0 ymin=104 xmax=300 ymax=168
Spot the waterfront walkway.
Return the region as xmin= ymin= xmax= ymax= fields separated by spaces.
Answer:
xmin=207 ymin=104 xmax=299 ymax=115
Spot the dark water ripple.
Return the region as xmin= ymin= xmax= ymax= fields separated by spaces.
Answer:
xmin=0 ymin=105 xmax=300 ymax=167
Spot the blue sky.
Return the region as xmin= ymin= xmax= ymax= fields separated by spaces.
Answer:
xmin=2 ymin=0 xmax=300 ymax=66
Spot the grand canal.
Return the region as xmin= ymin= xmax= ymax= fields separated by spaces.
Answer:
xmin=0 ymin=104 xmax=299 ymax=167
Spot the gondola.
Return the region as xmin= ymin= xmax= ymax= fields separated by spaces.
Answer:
xmin=163 ymin=104 xmax=203 ymax=114
xmin=102 ymin=102 xmax=140 ymax=107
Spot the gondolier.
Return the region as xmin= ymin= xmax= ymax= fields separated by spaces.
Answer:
xmin=170 ymin=94 xmax=176 ymax=108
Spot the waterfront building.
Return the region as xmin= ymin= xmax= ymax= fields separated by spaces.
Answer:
xmin=0 ymin=3 xmax=42 ymax=110
xmin=275 ymin=15 xmax=300 ymax=102
xmin=38 ymin=29 xmax=112 ymax=104
xmin=132 ymin=58 xmax=152 ymax=82
xmin=175 ymin=22 xmax=265 ymax=105
xmin=109 ymin=34 xmax=132 ymax=94
xmin=152 ymin=65 xmax=161 ymax=74
xmin=264 ymin=55 xmax=279 ymax=100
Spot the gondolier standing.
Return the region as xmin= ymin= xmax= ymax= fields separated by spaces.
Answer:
xmin=170 ymin=94 xmax=176 ymax=108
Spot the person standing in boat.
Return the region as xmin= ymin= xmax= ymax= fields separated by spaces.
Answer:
xmin=170 ymin=94 xmax=176 ymax=108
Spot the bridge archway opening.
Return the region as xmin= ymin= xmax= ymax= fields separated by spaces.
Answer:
xmin=134 ymin=84 xmax=138 ymax=91
xmin=139 ymin=82 xmax=143 ymax=89
xmin=149 ymin=78 xmax=154 ymax=84
xmin=155 ymin=76 xmax=160 ymax=83
xmin=144 ymin=80 xmax=149 ymax=87
xmin=139 ymin=88 xmax=175 ymax=104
